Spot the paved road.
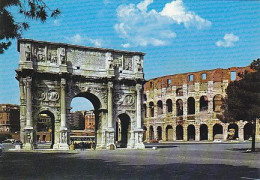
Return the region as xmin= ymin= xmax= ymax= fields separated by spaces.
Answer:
xmin=1 ymin=143 xmax=260 ymax=180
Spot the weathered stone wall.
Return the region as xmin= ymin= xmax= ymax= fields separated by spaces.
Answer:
xmin=143 ymin=67 xmax=260 ymax=142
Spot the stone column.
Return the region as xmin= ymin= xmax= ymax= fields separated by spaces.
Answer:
xmin=23 ymin=77 xmax=34 ymax=150
xmin=195 ymin=125 xmax=200 ymax=141
xmin=183 ymin=125 xmax=188 ymax=141
xmin=239 ymin=121 xmax=244 ymax=141
xmin=107 ymin=82 xmax=113 ymax=129
xmin=208 ymin=97 xmax=213 ymax=114
xmin=19 ymin=78 xmax=26 ymax=143
xmin=172 ymin=100 xmax=176 ymax=116
xmin=195 ymin=99 xmax=200 ymax=115
xmin=208 ymin=125 xmax=213 ymax=141
xmin=106 ymin=81 xmax=115 ymax=149
xmin=223 ymin=124 xmax=228 ymax=141
xmin=183 ymin=99 xmax=187 ymax=120
xmin=136 ymin=84 xmax=142 ymax=129
xmin=56 ymin=78 xmax=69 ymax=150
xmin=163 ymin=103 xmax=167 ymax=115
xmin=173 ymin=125 xmax=176 ymax=141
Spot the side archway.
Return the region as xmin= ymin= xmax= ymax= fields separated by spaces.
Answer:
xmin=176 ymin=125 xmax=183 ymax=140
xmin=213 ymin=124 xmax=223 ymax=140
xmin=244 ymin=123 xmax=253 ymax=140
xmin=166 ymin=125 xmax=173 ymax=141
xmin=187 ymin=125 xmax=195 ymax=141
xmin=116 ymin=113 xmax=131 ymax=148
xmin=200 ymin=124 xmax=208 ymax=140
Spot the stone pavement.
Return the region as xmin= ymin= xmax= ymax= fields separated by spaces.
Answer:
xmin=1 ymin=143 xmax=260 ymax=180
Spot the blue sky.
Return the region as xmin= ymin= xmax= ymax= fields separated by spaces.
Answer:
xmin=1 ymin=0 xmax=260 ymax=111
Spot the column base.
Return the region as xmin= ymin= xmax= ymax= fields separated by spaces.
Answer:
xmin=53 ymin=143 xmax=69 ymax=150
xmin=134 ymin=129 xmax=145 ymax=149
xmin=23 ymin=143 xmax=34 ymax=150
xmin=105 ymin=128 xmax=115 ymax=150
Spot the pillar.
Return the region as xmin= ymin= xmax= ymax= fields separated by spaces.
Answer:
xmin=183 ymin=125 xmax=188 ymax=141
xmin=195 ymin=125 xmax=200 ymax=141
xmin=136 ymin=84 xmax=142 ymax=129
xmin=106 ymin=81 xmax=115 ymax=149
xmin=56 ymin=78 xmax=69 ymax=150
xmin=23 ymin=77 xmax=34 ymax=150
xmin=208 ymin=125 xmax=213 ymax=141
xmin=223 ymin=124 xmax=228 ymax=141
xmin=19 ymin=78 xmax=26 ymax=143
xmin=239 ymin=121 xmax=244 ymax=141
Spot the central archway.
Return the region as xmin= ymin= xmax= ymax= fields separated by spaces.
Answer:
xmin=116 ymin=113 xmax=131 ymax=148
xmin=69 ymin=92 xmax=102 ymax=148
xmin=36 ymin=111 xmax=55 ymax=149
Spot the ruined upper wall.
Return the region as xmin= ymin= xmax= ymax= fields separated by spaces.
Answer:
xmin=17 ymin=39 xmax=145 ymax=80
xmin=144 ymin=66 xmax=253 ymax=91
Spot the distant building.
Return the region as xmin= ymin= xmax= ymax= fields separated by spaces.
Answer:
xmin=85 ymin=110 xmax=95 ymax=131
xmin=0 ymin=104 xmax=20 ymax=133
xmin=37 ymin=113 xmax=52 ymax=142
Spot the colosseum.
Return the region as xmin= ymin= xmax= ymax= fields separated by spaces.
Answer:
xmin=142 ymin=66 xmax=260 ymax=143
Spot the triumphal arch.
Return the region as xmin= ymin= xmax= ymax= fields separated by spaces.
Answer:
xmin=16 ymin=39 xmax=145 ymax=150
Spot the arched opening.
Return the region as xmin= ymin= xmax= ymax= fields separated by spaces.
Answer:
xmin=176 ymin=125 xmax=183 ymax=140
xmin=213 ymin=124 xmax=223 ymax=140
xmin=228 ymin=123 xmax=239 ymax=140
xmin=187 ymin=125 xmax=195 ymax=141
xmin=36 ymin=111 xmax=55 ymax=149
xmin=166 ymin=99 xmax=172 ymax=113
xmin=176 ymin=88 xmax=183 ymax=96
xmin=187 ymin=97 xmax=195 ymax=115
xmin=244 ymin=123 xmax=253 ymax=140
xmin=213 ymin=95 xmax=223 ymax=112
xmin=69 ymin=92 xmax=101 ymax=149
xmin=176 ymin=99 xmax=183 ymax=116
xmin=157 ymin=100 xmax=163 ymax=115
xmin=149 ymin=102 xmax=154 ymax=117
xmin=143 ymin=126 xmax=147 ymax=142
xmin=143 ymin=104 xmax=147 ymax=118
xmin=200 ymin=124 xmax=208 ymax=140
xmin=200 ymin=96 xmax=208 ymax=111
xmin=157 ymin=126 xmax=162 ymax=140
xmin=116 ymin=113 xmax=131 ymax=148
xmin=149 ymin=126 xmax=154 ymax=140
xmin=166 ymin=125 xmax=173 ymax=141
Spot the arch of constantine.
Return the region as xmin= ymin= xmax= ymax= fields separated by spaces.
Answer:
xmin=143 ymin=67 xmax=260 ymax=142
xmin=16 ymin=39 xmax=145 ymax=150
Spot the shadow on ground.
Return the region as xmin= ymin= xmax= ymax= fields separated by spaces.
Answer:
xmin=227 ymin=148 xmax=260 ymax=153
xmin=1 ymin=152 xmax=259 ymax=180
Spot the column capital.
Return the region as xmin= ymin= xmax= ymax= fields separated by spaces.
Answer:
xmin=26 ymin=76 xmax=32 ymax=86
xmin=136 ymin=84 xmax=143 ymax=91
xmin=108 ymin=81 xmax=113 ymax=89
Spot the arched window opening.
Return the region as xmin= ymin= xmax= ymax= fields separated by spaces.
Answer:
xmin=244 ymin=123 xmax=253 ymax=140
xmin=187 ymin=97 xmax=195 ymax=115
xmin=213 ymin=95 xmax=223 ymax=112
xmin=166 ymin=99 xmax=172 ymax=113
xmin=149 ymin=126 xmax=154 ymax=140
xmin=143 ymin=104 xmax=147 ymax=118
xmin=149 ymin=102 xmax=154 ymax=117
xmin=227 ymin=123 xmax=239 ymax=140
xmin=200 ymin=96 xmax=208 ymax=111
xmin=176 ymin=88 xmax=183 ymax=96
xmin=157 ymin=126 xmax=162 ymax=140
xmin=157 ymin=100 xmax=163 ymax=115
xmin=176 ymin=125 xmax=183 ymax=140
xmin=166 ymin=125 xmax=173 ymax=141
xmin=176 ymin=99 xmax=183 ymax=116
xmin=200 ymin=124 xmax=208 ymax=140
xmin=213 ymin=124 xmax=223 ymax=140
xmin=187 ymin=125 xmax=195 ymax=141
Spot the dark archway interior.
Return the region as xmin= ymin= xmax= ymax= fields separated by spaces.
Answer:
xmin=188 ymin=97 xmax=195 ymax=115
xmin=228 ymin=123 xmax=239 ymax=140
xmin=166 ymin=125 xmax=173 ymax=141
xmin=166 ymin=99 xmax=172 ymax=113
xmin=200 ymin=96 xmax=208 ymax=111
xmin=37 ymin=111 xmax=55 ymax=148
xmin=176 ymin=125 xmax=183 ymax=140
xmin=176 ymin=99 xmax=183 ymax=116
xmin=157 ymin=126 xmax=162 ymax=140
xmin=149 ymin=126 xmax=154 ymax=140
xmin=187 ymin=125 xmax=195 ymax=141
xmin=200 ymin=124 xmax=208 ymax=140
xmin=118 ymin=114 xmax=130 ymax=148
xmin=213 ymin=124 xmax=223 ymax=140
xmin=149 ymin=102 xmax=154 ymax=117
xmin=244 ymin=123 xmax=253 ymax=140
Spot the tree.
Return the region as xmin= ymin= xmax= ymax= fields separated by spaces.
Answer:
xmin=0 ymin=0 xmax=60 ymax=54
xmin=220 ymin=59 xmax=260 ymax=152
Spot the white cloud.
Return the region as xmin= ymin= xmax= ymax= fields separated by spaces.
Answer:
xmin=54 ymin=19 xmax=61 ymax=26
xmin=115 ymin=0 xmax=211 ymax=48
xmin=66 ymin=34 xmax=103 ymax=47
xmin=160 ymin=0 xmax=211 ymax=29
xmin=216 ymin=33 xmax=239 ymax=47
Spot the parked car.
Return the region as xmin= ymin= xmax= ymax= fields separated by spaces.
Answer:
xmin=149 ymin=139 xmax=159 ymax=143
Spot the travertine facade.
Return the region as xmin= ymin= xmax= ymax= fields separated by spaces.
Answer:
xmin=16 ymin=39 xmax=145 ymax=150
xmin=143 ymin=67 xmax=260 ymax=142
